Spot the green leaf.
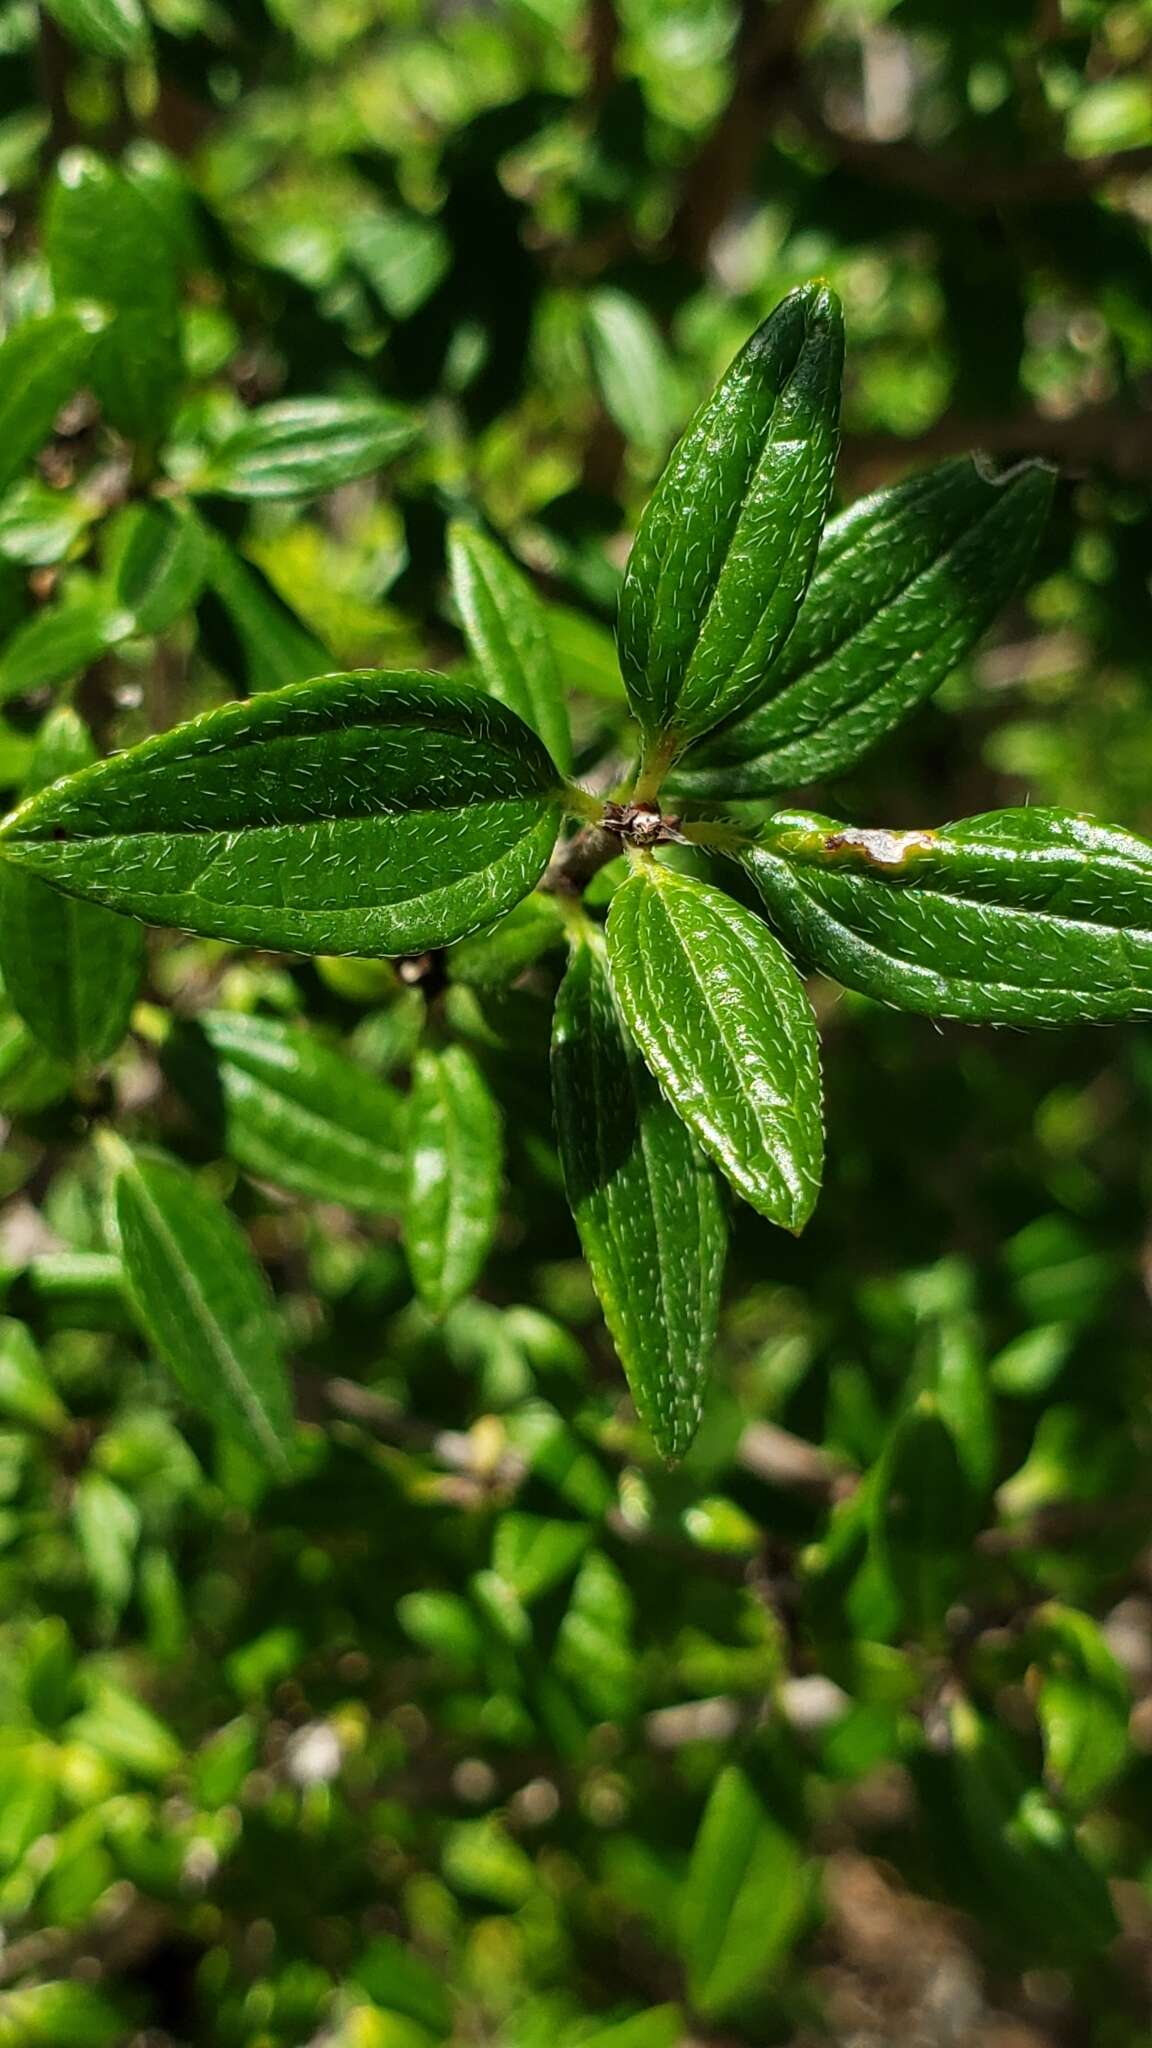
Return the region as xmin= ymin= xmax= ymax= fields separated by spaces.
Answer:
xmin=72 ymin=1469 xmax=139 ymax=1612
xmin=0 ymin=1318 xmax=67 ymax=1432
xmin=105 ymin=1138 xmax=295 ymax=1471
xmin=491 ymin=1512 xmax=590 ymax=1602
xmin=196 ymin=517 xmax=329 ymax=691
xmin=109 ymin=500 xmax=209 ymax=636
xmin=680 ymin=1765 xmax=808 ymax=2018
xmin=0 ymin=478 xmax=99 ymax=567
xmin=345 ymin=207 xmax=450 ymax=318
xmin=41 ymin=0 xmax=149 ymax=58
xmin=163 ymin=1009 xmax=407 ymax=1213
xmin=0 ymin=1001 xmax=71 ymax=1114
xmin=869 ymin=1395 xmax=977 ymax=1639
xmin=0 ymin=307 xmax=106 ymax=498
xmin=0 ymin=672 xmax=564 ymax=956
xmin=403 ymin=1043 xmax=503 ymax=1313
xmin=552 ymin=927 xmax=726 ymax=1460
xmin=445 ymin=890 xmax=566 ymax=986
xmin=447 ymin=520 xmax=572 ymax=772
xmin=947 ymin=1696 xmax=1118 ymax=1959
xmin=0 ymin=590 xmax=135 ymax=704
xmin=201 ymin=397 xmax=418 ymax=500
xmin=674 ymin=457 xmax=1054 ymax=796
xmin=0 ymin=1979 xmax=126 ymax=2048
xmin=1027 ymin=1602 xmax=1130 ymax=1809
xmin=617 ymin=283 xmax=843 ymax=758
xmin=605 ymin=861 xmax=823 ymax=1229
xmin=743 ymin=805 xmax=1152 ymax=1026
xmin=0 ymin=710 xmax=144 ymax=1064
xmin=45 ymin=149 xmax=183 ymax=445
xmin=585 ymin=288 xmax=677 ymax=452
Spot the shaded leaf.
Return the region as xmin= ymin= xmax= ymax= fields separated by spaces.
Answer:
xmin=0 ymin=307 xmax=106 ymax=498
xmin=681 ymin=1765 xmax=808 ymax=2018
xmin=552 ymin=927 xmax=726 ymax=1460
xmin=106 ymin=1138 xmax=295 ymax=1471
xmin=202 ymin=397 xmax=418 ymax=500
xmin=403 ymin=1043 xmax=503 ymax=1312
xmin=447 ymin=520 xmax=571 ymax=771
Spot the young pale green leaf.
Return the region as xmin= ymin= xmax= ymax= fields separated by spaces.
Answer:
xmin=197 ymin=518 xmax=329 ymax=692
xmin=947 ymin=1696 xmax=1118 ymax=1959
xmin=110 ymin=501 xmax=209 ymax=636
xmin=551 ymin=929 xmax=726 ymax=1461
xmin=617 ymin=283 xmax=843 ymax=758
xmin=447 ymin=521 xmax=571 ymax=772
xmin=0 ymin=589 xmax=135 ymax=703
xmin=674 ymin=458 xmax=1054 ymax=796
xmin=45 ymin=149 xmax=183 ymax=445
xmin=0 ymin=477 xmax=99 ymax=566
xmin=743 ymin=805 xmax=1152 ymax=1026
xmin=1027 ymin=1602 xmax=1131 ymax=1810
xmin=584 ymin=288 xmax=678 ymax=452
xmin=0 ymin=307 xmax=106 ymax=498
xmin=201 ymin=397 xmax=418 ymax=500
xmin=0 ymin=1317 xmax=67 ymax=1432
xmin=0 ymin=672 xmax=564 ymax=956
xmin=106 ymin=1139 xmax=295 ymax=1472
xmin=41 ymin=0 xmax=149 ymax=58
xmin=403 ymin=1043 xmax=503 ymax=1313
xmin=0 ymin=709 xmax=144 ymax=1064
xmin=680 ymin=1766 xmax=809 ymax=2018
xmin=163 ymin=1009 xmax=406 ymax=1214
xmin=605 ymin=862 xmax=823 ymax=1229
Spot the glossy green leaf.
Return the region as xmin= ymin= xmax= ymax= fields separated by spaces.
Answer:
xmin=0 ymin=307 xmax=106 ymax=498
xmin=447 ymin=520 xmax=571 ymax=772
xmin=617 ymin=284 xmax=843 ymax=756
xmin=45 ymin=150 xmax=183 ymax=445
xmin=202 ymin=397 xmax=418 ymax=500
xmin=0 ymin=671 xmax=564 ymax=956
xmin=743 ymin=805 xmax=1152 ymax=1026
xmin=585 ymin=288 xmax=677 ymax=452
xmin=1028 ymin=1603 xmax=1130 ymax=1809
xmin=105 ymin=1138 xmax=295 ymax=1471
xmin=605 ymin=861 xmax=823 ymax=1229
xmin=41 ymin=0 xmax=148 ymax=57
xmin=164 ymin=1009 xmax=406 ymax=1213
xmin=552 ymin=928 xmax=726 ymax=1460
xmin=675 ymin=457 xmax=1054 ymax=795
xmin=109 ymin=501 xmax=209 ymax=636
xmin=197 ymin=518 xmax=329 ymax=692
xmin=0 ymin=711 xmax=145 ymax=1064
xmin=680 ymin=1765 xmax=808 ymax=2018
xmin=0 ymin=590 xmax=135 ymax=703
xmin=947 ymin=1696 xmax=1118 ymax=1959
xmin=403 ymin=1043 xmax=502 ymax=1313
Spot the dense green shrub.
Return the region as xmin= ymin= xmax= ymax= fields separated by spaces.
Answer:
xmin=1 ymin=3 xmax=1151 ymax=2043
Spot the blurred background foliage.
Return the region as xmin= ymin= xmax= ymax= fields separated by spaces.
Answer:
xmin=1 ymin=0 xmax=1152 ymax=2042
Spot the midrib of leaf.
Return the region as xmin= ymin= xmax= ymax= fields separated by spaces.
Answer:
xmin=122 ymin=1162 xmax=288 ymax=1470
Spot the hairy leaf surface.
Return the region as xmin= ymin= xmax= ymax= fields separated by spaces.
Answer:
xmin=0 ymin=672 xmax=564 ymax=957
xmin=606 ymin=862 xmax=823 ymax=1229
xmin=743 ymin=806 xmax=1152 ymax=1024
xmin=617 ymin=283 xmax=843 ymax=754
xmin=675 ymin=457 xmax=1054 ymax=794
xmin=403 ymin=1044 xmax=503 ymax=1313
